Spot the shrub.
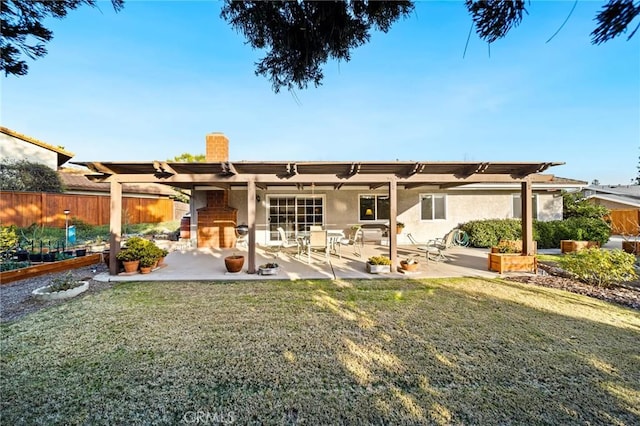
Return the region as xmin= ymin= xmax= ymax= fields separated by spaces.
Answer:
xmin=0 ymin=260 xmax=30 ymax=272
xmin=0 ymin=225 xmax=19 ymax=252
xmin=558 ymin=248 xmax=636 ymax=288
xmin=49 ymin=272 xmax=82 ymax=292
xmin=367 ymin=256 xmax=391 ymax=265
xmin=0 ymin=160 xmax=64 ymax=192
xmin=459 ymin=219 xmax=521 ymax=248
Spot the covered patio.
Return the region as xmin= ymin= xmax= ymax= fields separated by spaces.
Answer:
xmin=77 ymin=142 xmax=563 ymax=278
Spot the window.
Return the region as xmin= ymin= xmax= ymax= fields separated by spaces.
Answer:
xmin=267 ymin=195 xmax=324 ymax=241
xmin=359 ymin=195 xmax=390 ymax=221
xmin=512 ymin=194 xmax=538 ymax=219
xmin=420 ymin=194 xmax=446 ymax=220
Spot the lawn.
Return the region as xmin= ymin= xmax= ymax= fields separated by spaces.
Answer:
xmin=1 ymin=278 xmax=639 ymax=425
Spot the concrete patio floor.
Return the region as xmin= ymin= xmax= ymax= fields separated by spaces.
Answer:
xmin=94 ymin=242 xmax=504 ymax=282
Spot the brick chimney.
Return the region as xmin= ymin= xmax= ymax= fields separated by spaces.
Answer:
xmin=206 ymin=133 xmax=229 ymax=162
xmin=197 ymin=133 xmax=237 ymax=248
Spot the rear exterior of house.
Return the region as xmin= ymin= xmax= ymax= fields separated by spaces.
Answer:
xmin=188 ymin=182 xmax=572 ymax=247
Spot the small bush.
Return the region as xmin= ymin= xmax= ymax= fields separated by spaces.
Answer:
xmin=49 ymin=272 xmax=82 ymax=292
xmin=1 ymin=225 xmax=19 ymax=252
xmin=367 ymin=256 xmax=391 ymax=265
xmin=0 ymin=260 xmax=30 ymax=272
xmin=558 ymin=248 xmax=636 ymax=288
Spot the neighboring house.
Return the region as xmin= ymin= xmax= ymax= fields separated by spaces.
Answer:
xmin=0 ymin=126 xmax=73 ymax=169
xmin=584 ymin=184 xmax=640 ymax=235
xmin=76 ymin=133 xmax=587 ymax=275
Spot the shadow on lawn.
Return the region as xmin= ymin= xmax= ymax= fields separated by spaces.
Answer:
xmin=312 ymin=278 xmax=640 ymax=425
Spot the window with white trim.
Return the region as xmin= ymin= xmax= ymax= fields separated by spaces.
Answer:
xmin=420 ymin=194 xmax=446 ymax=220
xmin=359 ymin=195 xmax=390 ymax=221
xmin=512 ymin=194 xmax=538 ymax=219
xmin=267 ymin=195 xmax=324 ymax=241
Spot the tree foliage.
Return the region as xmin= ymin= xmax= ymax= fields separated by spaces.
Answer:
xmin=2 ymin=0 xmax=639 ymax=92
xmin=170 ymin=153 xmax=206 ymax=163
xmin=0 ymin=160 xmax=64 ymax=193
xmin=1 ymin=0 xmax=123 ymax=76
xmin=562 ymin=191 xmax=610 ymax=220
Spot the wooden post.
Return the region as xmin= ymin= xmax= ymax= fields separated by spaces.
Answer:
xmin=521 ymin=180 xmax=534 ymax=256
xmin=109 ymin=180 xmax=122 ymax=275
xmin=247 ymin=180 xmax=257 ymax=274
xmin=389 ymin=178 xmax=397 ymax=270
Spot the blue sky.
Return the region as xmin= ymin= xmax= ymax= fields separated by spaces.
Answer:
xmin=1 ymin=1 xmax=638 ymax=184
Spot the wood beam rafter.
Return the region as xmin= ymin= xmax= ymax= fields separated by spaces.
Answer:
xmin=153 ymin=161 xmax=177 ymax=177
xmin=87 ymin=162 xmax=115 ymax=175
xmin=405 ymin=162 xmax=425 ymax=177
xmin=512 ymin=162 xmax=552 ymax=178
xmin=220 ymin=161 xmax=237 ymax=176
xmin=455 ymin=162 xmax=490 ymax=179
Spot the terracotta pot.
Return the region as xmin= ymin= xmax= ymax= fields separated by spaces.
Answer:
xmin=224 ymin=255 xmax=244 ymax=273
xmin=123 ymin=260 xmax=140 ymax=273
xmin=157 ymin=257 xmax=165 ymax=266
xmin=400 ymin=261 xmax=419 ymax=272
xmin=140 ymin=266 xmax=152 ymax=274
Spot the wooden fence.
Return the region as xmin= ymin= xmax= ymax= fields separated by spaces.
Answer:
xmin=607 ymin=209 xmax=640 ymax=235
xmin=1 ymin=191 xmax=177 ymax=228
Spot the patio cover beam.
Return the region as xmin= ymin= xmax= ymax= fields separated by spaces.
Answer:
xmin=93 ymin=173 xmax=539 ymax=185
xmin=521 ymin=180 xmax=534 ymax=255
xmin=247 ymin=180 xmax=257 ymax=274
xmin=109 ymin=181 xmax=122 ymax=275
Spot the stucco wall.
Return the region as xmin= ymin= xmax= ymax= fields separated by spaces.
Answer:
xmin=225 ymin=188 xmax=564 ymax=245
xmin=0 ymin=133 xmax=58 ymax=169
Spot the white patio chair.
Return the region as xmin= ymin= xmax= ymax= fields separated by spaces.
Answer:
xmin=340 ymin=227 xmax=363 ymax=257
xmin=273 ymin=227 xmax=301 ymax=259
xmin=307 ymin=229 xmax=329 ymax=264
xmin=407 ymin=233 xmax=447 ymax=262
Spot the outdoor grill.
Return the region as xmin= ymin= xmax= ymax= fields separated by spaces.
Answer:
xmin=236 ymin=225 xmax=249 ymax=236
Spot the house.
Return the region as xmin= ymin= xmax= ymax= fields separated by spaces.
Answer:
xmin=584 ymin=184 xmax=640 ymax=235
xmin=76 ymin=133 xmax=586 ymax=275
xmin=0 ymin=126 xmax=73 ymax=169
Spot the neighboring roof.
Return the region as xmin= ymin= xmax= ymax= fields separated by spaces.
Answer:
xmin=59 ymin=169 xmax=177 ymax=197
xmin=585 ymin=193 xmax=640 ymax=208
xmin=74 ymin=160 xmax=566 ymax=190
xmin=0 ymin=126 xmax=74 ymax=166
xmin=586 ymin=184 xmax=640 ymax=199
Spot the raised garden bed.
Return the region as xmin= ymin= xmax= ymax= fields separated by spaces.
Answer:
xmin=622 ymin=241 xmax=640 ymax=254
xmin=488 ymin=253 xmax=537 ymax=274
xmin=560 ymin=240 xmax=599 ymax=254
xmin=0 ymin=254 xmax=102 ymax=285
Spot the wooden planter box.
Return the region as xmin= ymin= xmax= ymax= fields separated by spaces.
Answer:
xmin=0 ymin=254 xmax=102 ymax=285
xmin=560 ymin=240 xmax=599 ymax=254
xmin=622 ymin=241 xmax=640 ymax=254
xmin=488 ymin=253 xmax=537 ymax=274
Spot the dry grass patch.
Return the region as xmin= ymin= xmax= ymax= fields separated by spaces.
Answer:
xmin=1 ymin=278 xmax=639 ymax=425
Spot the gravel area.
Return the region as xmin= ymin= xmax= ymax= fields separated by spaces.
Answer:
xmin=1 ymin=262 xmax=112 ymax=323
xmin=506 ymin=262 xmax=640 ymax=310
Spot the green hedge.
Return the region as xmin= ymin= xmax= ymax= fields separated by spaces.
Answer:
xmin=459 ymin=218 xmax=611 ymax=249
xmin=558 ymin=248 xmax=636 ymax=288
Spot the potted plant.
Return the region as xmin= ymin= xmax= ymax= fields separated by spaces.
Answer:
xmin=156 ymin=248 xmax=169 ymax=266
xmin=32 ymin=272 xmax=89 ymax=301
xmin=224 ymin=253 xmax=245 ymax=273
xmin=116 ymin=248 xmax=140 ymax=273
xmin=400 ymin=257 xmax=419 ymax=272
xmin=258 ymin=262 xmax=279 ymax=275
xmin=366 ymin=256 xmax=391 ymax=273
xmin=396 ymin=222 xmax=405 ymax=234
xmin=139 ymin=255 xmax=156 ymax=274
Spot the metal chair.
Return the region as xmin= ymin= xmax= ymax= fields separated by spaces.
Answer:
xmin=340 ymin=227 xmax=363 ymax=257
xmin=407 ymin=233 xmax=447 ymax=262
xmin=273 ymin=227 xmax=301 ymax=258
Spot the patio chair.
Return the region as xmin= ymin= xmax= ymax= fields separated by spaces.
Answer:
xmin=273 ymin=227 xmax=301 ymax=259
xmin=340 ymin=227 xmax=363 ymax=257
xmin=307 ymin=229 xmax=330 ymax=264
xmin=407 ymin=233 xmax=447 ymax=262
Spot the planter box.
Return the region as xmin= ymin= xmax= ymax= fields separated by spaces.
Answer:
xmin=366 ymin=263 xmax=391 ymax=274
xmin=560 ymin=240 xmax=599 ymax=254
xmin=622 ymin=241 xmax=640 ymax=254
xmin=488 ymin=253 xmax=537 ymax=274
xmin=258 ymin=264 xmax=279 ymax=275
xmin=0 ymin=254 xmax=102 ymax=285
